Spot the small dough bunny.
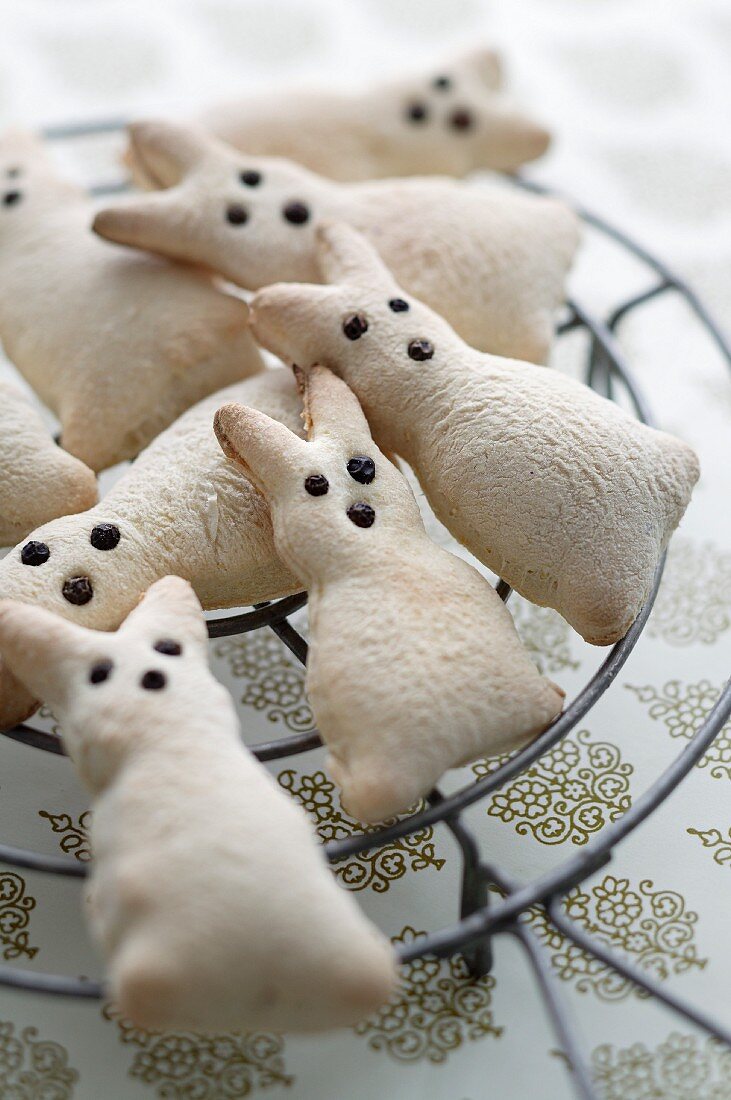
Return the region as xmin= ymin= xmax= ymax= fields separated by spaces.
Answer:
xmin=0 ymin=378 xmax=97 ymax=545
xmin=194 ymin=47 xmax=550 ymax=179
xmin=0 ymin=129 xmax=263 ymax=471
xmin=94 ymin=121 xmax=579 ymax=363
xmin=215 ymin=365 xmax=564 ymax=823
xmin=0 ymin=369 xmax=303 ymax=732
xmin=0 ymin=577 xmax=396 ymax=1031
xmin=247 ymin=224 xmax=700 ymax=648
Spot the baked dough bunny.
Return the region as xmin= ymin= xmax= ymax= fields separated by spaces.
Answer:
xmin=193 ymin=47 xmax=550 ymax=179
xmin=215 ymin=365 xmax=564 ymax=823
xmin=0 ymin=378 xmax=97 ymax=545
xmin=0 ymin=577 xmax=396 ymax=1031
xmin=247 ymin=224 xmax=700 ymax=648
xmin=0 ymin=368 xmax=302 ymax=732
xmin=94 ymin=120 xmax=579 ymax=363
xmin=0 ymin=129 xmax=263 ymax=471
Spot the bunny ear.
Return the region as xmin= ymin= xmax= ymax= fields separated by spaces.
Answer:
xmin=458 ymin=46 xmax=503 ymax=89
xmin=121 ymin=577 xmax=208 ymax=654
xmin=214 ymin=402 xmax=307 ymax=498
xmin=126 ymin=119 xmax=211 ymax=187
xmin=92 ymin=189 xmax=192 ymax=260
xmin=315 ymin=222 xmax=395 ymax=288
xmin=0 ymin=600 xmax=91 ymax=708
xmin=297 ymin=364 xmax=372 ymax=444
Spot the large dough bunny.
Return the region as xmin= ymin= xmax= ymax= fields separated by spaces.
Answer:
xmin=0 ymin=577 xmax=396 ymax=1031
xmin=94 ymin=120 xmax=579 ymax=363
xmin=0 ymin=378 xmax=97 ymax=545
xmin=247 ymin=224 xmax=700 ymax=647
xmin=215 ymin=365 xmax=564 ymax=823
xmin=0 ymin=130 xmax=263 ymax=471
xmin=0 ymin=369 xmax=302 ymax=731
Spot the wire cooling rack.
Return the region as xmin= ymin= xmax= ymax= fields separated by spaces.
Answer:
xmin=1 ymin=119 xmax=730 ymax=1100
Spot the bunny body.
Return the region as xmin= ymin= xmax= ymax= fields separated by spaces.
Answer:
xmin=0 ymin=578 xmax=396 ymax=1031
xmin=0 ymin=131 xmax=262 ymax=471
xmin=0 ymin=369 xmax=302 ymax=730
xmin=94 ymin=121 xmax=579 ymax=363
xmin=248 ymin=224 xmax=700 ymax=647
xmin=215 ymin=366 xmax=564 ymax=823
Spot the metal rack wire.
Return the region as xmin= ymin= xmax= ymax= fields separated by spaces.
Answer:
xmin=0 ymin=119 xmax=730 ymax=1100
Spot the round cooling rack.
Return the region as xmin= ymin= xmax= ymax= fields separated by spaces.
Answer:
xmin=0 ymin=118 xmax=730 ymax=1100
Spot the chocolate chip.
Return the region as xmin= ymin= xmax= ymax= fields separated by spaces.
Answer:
xmin=62 ymin=576 xmax=93 ymax=605
xmin=304 ymin=474 xmax=329 ymax=497
xmin=2 ymin=191 xmax=21 ymax=206
xmin=89 ymin=660 xmax=113 ymax=685
xmin=388 ymin=298 xmax=409 ymax=313
xmin=449 ymin=108 xmax=474 ymax=131
xmin=20 ymin=541 xmax=50 ymax=566
xmin=282 ymin=201 xmax=310 ymax=225
xmin=432 ymin=75 xmax=452 ymax=91
xmin=347 ymin=456 xmax=375 ymax=485
xmin=240 ymin=170 xmax=262 ymax=187
xmin=342 ymin=313 xmax=368 ymax=340
xmin=406 ymin=102 xmax=428 ymax=123
xmin=90 ymin=523 xmax=120 ymax=551
xmin=347 ymin=502 xmax=375 ymax=528
xmin=226 ymin=203 xmax=248 ymax=225
xmin=408 ymin=338 xmax=434 ymax=361
xmin=153 ymin=639 xmax=182 ymax=656
xmin=141 ymin=670 xmax=166 ymax=691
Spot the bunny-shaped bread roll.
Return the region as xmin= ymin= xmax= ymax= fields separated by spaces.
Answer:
xmin=0 ymin=369 xmax=302 ymax=731
xmin=194 ymin=47 xmax=550 ymax=180
xmin=0 ymin=577 xmax=396 ymax=1031
xmin=248 ymin=224 xmax=700 ymax=647
xmin=0 ymin=130 xmax=263 ymax=471
xmin=215 ymin=366 xmax=564 ymax=823
xmin=0 ymin=378 xmax=97 ymax=545
xmin=94 ymin=121 xmax=579 ymax=363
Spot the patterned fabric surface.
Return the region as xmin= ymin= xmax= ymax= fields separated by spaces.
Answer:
xmin=0 ymin=0 xmax=729 ymax=1097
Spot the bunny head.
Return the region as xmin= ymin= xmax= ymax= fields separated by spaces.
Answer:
xmin=93 ymin=121 xmax=331 ymax=289
xmin=0 ymin=130 xmax=81 ymax=239
xmin=0 ymin=576 xmax=210 ymax=790
xmin=0 ymin=511 xmax=162 ymax=730
xmin=249 ymin=222 xmax=461 ymax=447
xmin=214 ymin=365 xmax=422 ymax=585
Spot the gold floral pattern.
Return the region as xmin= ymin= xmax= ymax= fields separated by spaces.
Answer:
xmin=38 ymin=809 xmax=92 ymax=862
xmin=525 ymin=875 xmax=706 ymax=1001
xmin=278 ymin=769 xmax=445 ymax=892
xmin=627 ymin=679 xmax=731 ymax=778
xmin=647 ymin=537 xmax=731 ymax=646
xmin=0 ymin=873 xmax=38 ymax=961
xmin=103 ymin=1005 xmax=293 ymax=1097
xmin=510 ymin=596 xmax=579 ymax=673
xmin=354 ymin=926 xmax=502 ymax=1062
xmin=591 ymin=1032 xmax=731 ymax=1099
xmin=472 ymin=730 xmax=633 ymax=846
xmin=215 ymin=630 xmax=313 ymax=732
xmin=687 ymin=824 xmax=731 ymax=868
xmin=0 ymin=1020 xmax=78 ymax=1097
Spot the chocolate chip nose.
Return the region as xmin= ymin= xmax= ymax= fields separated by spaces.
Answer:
xmin=347 ymin=457 xmax=375 ymax=485
xmin=282 ymin=201 xmax=310 ymax=225
xmin=62 ymin=576 xmax=93 ymax=605
xmin=408 ymin=339 xmax=434 ymax=361
xmin=90 ymin=523 xmax=120 ymax=551
xmin=305 ymin=474 xmax=329 ymax=497
xmin=347 ymin=502 xmax=376 ymax=528
xmin=89 ymin=660 xmax=113 ymax=685
xmin=342 ymin=314 xmax=368 ymax=341
xmin=141 ymin=670 xmax=166 ymax=691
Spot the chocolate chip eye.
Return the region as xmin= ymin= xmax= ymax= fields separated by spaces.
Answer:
xmin=226 ymin=203 xmax=249 ymax=225
xmin=408 ymin=338 xmax=435 ymax=362
xmin=90 ymin=523 xmax=120 ymax=551
xmin=20 ymin=541 xmax=50 ymax=566
xmin=449 ymin=108 xmax=474 ymax=131
xmin=62 ymin=576 xmax=94 ymax=605
xmin=6 ymin=167 xmax=20 ymax=178
xmin=2 ymin=191 xmax=21 ymax=207
xmin=89 ymin=660 xmax=113 ymax=685
xmin=347 ymin=456 xmax=375 ymax=485
xmin=347 ymin=502 xmax=375 ymax=528
xmin=153 ymin=639 xmax=182 ymax=656
xmin=406 ymin=102 xmax=428 ymax=123
xmin=432 ymin=75 xmax=452 ymax=91
xmin=342 ymin=313 xmax=368 ymax=340
xmin=282 ymin=201 xmax=310 ymax=225
xmin=388 ymin=298 xmax=409 ymax=313
xmin=304 ymin=474 xmax=329 ymax=497
xmin=141 ymin=670 xmax=166 ymax=691
xmin=240 ymin=170 xmax=261 ymax=187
